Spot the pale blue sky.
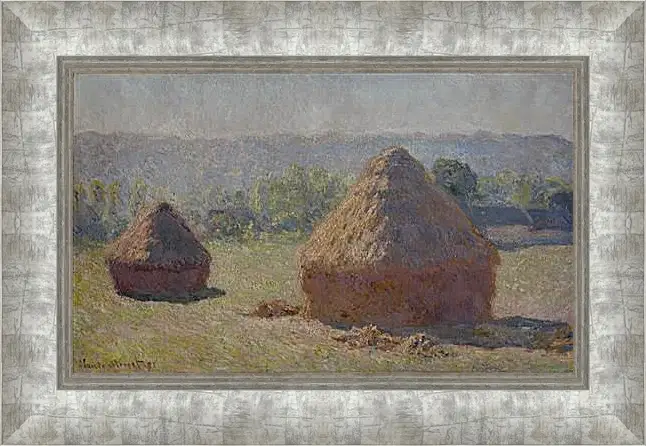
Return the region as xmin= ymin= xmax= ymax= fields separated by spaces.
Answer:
xmin=76 ymin=72 xmax=574 ymax=140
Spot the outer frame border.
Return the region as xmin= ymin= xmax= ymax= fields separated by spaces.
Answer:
xmin=2 ymin=1 xmax=643 ymax=444
xmin=57 ymin=55 xmax=589 ymax=391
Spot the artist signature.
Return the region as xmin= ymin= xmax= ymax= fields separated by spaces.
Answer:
xmin=76 ymin=358 xmax=155 ymax=372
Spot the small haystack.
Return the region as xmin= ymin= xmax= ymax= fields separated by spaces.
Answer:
xmin=105 ymin=202 xmax=212 ymax=296
xmin=298 ymin=146 xmax=500 ymax=328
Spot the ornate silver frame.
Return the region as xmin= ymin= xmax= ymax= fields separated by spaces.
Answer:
xmin=3 ymin=2 xmax=643 ymax=443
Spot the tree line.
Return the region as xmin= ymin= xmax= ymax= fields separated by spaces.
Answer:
xmin=431 ymin=157 xmax=573 ymax=212
xmin=73 ymin=158 xmax=573 ymax=244
xmin=73 ymin=164 xmax=354 ymax=243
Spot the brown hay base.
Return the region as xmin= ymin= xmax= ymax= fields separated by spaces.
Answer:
xmin=300 ymin=257 xmax=497 ymax=329
xmin=108 ymin=261 xmax=210 ymax=296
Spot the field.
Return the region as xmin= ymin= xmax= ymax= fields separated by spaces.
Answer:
xmin=72 ymin=231 xmax=575 ymax=374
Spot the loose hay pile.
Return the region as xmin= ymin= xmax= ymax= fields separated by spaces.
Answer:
xmin=105 ymin=202 xmax=212 ymax=296
xmin=401 ymin=334 xmax=456 ymax=358
xmin=331 ymin=325 xmax=455 ymax=358
xmin=250 ymin=299 xmax=301 ymax=318
xmin=299 ymin=146 xmax=500 ymax=328
xmin=330 ymin=324 xmax=400 ymax=350
xmin=401 ymin=333 xmax=440 ymax=353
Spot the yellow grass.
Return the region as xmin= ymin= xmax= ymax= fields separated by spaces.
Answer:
xmin=72 ymin=234 xmax=574 ymax=374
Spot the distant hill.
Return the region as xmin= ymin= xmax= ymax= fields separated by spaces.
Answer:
xmin=72 ymin=130 xmax=573 ymax=200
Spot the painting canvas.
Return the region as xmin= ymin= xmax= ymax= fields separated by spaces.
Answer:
xmin=70 ymin=64 xmax=578 ymax=376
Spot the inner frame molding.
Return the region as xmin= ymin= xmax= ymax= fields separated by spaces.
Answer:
xmin=57 ymin=55 xmax=590 ymax=391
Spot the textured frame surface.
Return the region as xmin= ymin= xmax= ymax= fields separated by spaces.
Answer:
xmin=2 ymin=1 xmax=645 ymax=444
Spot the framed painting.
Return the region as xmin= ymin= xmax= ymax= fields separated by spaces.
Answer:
xmin=3 ymin=1 xmax=644 ymax=444
xmin=57 ymin=56 xmax=588 ymax=390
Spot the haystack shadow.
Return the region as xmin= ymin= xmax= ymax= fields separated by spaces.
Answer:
xmin=328 ymin=315 xmax=573 ymax=350
xmin=490 ymin=237 xmax=573 ymax=252
xmin=119 ymin=286 xmax=226 ymax=304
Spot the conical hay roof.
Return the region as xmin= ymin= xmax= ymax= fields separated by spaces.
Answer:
xmin=300 ymin=146 xmax=500 ymax=271
xmin=105 ymin=202 xmax=211 ymax=267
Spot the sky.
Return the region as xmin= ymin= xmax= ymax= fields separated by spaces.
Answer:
xmin=75 ymin=72 xmax=574 ymax=140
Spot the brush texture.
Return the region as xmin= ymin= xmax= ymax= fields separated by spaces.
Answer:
xmin=105 ymin=202 xmax=211 ymax=294
xmin=299 ymin=146 xmax=500 ymax=327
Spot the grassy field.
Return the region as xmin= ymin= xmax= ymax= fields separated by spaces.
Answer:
xmin=72 ymin=233 xmax=575 ymax=374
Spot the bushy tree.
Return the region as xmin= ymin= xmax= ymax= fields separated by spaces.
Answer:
xmin=474 ymin=176 xmax=504 ymax=206
xmin=73 ymin=179 xmax=128 ymax=241
xmin=306 ymin=166 xmax=350 ymax=224
xmin=267 ymin=163 xmax=309 ymax=231
xmin=249 ymin=174 xmax=272 ymax=231
xmin=103 ymin=181 xmax=127 ymax=238
xmin=210 ymin=211 xmax=245 ymax=240
xmin=128 ymin=178 xmax=150 ymax=220
xmin=510 ymin=173 xmax=542 ymax=209
xmin=73 ymin=183 xmax=86 ymax=214
xmin=259 ymin=164 xmax=352 ymax=234
xmin=475 ymin=170 xmax=572 ymax=211
xmin=432 ymin=157 xmax=478 ymax=203
xmin=534 ymin=176 xmax=573 ymax=210
xmin=72 ymin=165 xmax=354 ymax=244
xmin=73 ymin=182 xmax=103 ymax=240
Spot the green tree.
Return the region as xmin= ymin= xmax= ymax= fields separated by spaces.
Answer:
xmin=89 ymin=179 xmax=106 ymax=205
xmin=103 ymin=181 xmax=126 ymax=237
xmin=73 ymin=183 xmax=87 ymax=214
xmin=128 ymin=178 xmax=150 ymax=220
xmin=494 ymin=169 xmax=520 ymax=191
xmin=307 ymin=166 xmax=347 ymax=223
xmin=267 ymin=163 xmax=309 ymax=231
xmin=545 ymin=176 xmax=573 ymax=193
xmin=475 ymin=176 xmax=501 ymax=205
xmin=210 ymin=212 xmax=242 ymax=240
xmin=233 ymin=189 xmax=248 ymax=208
xmin=250 ymin=174 xmax=272 ymax=230
xmin=432 ymin=157 xmax=478 ymax=203
xmin=477 ymin=170 xmax=547 ymax=209
xmin=73 ymin=182 xmax=95 ymax=239
xmin=534 ymin=176 xmax=573 ymax=209
xmin=511 ymin=181 xmax=533 ymax=209
xmin=264 ymin=164 xmax=351 ymax=233
xmin=509 ymin=173 xmax=542 ymax=209
xmin=491 ymin=170 xmax=526 ymax=208
xmin=73 ymin=179 xmax=125 ymax=241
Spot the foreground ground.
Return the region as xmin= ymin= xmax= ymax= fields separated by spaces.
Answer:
xmin=72 ymin=232 xmax=575 ymax=373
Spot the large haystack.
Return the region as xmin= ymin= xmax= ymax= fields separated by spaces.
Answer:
xmin=298 ymin=146 xmax=501 ymax=328
xmin=105 ymin=202 xmax=211 ymax=296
